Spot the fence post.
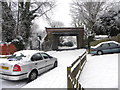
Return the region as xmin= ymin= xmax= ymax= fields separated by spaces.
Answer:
xmin=67 ymin=66 xmax=71 ymax=88
xmin=67 ymin=51 xmax=87 ymax=90
xmin=79 ymin=57 xmax=82 ymax=71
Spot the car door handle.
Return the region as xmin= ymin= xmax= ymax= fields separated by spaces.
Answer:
xmin=35 ymin=63 xmax=38 ymax=65
xmin=45 ymin=61 xmax=47 ymax=62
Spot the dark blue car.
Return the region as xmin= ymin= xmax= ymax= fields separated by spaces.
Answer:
xmin=90 ymin=41 xmax=120 ymax=55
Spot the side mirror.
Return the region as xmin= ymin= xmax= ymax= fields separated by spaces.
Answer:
xmin=49 ymin=56 xmax=53 ymax=58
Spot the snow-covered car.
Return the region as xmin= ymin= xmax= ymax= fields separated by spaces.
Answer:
xmin=0 ymin=50 xmax=57 ymax=81
xmin=90 ymin=41 xmax=120 ymax=55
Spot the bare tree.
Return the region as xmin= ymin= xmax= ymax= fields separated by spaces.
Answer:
xmin=17 ymin=0 xmax=56 ymax=43
xmin=71 ymin=0 xmax=106 ymax=35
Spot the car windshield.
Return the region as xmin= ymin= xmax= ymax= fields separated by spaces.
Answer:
xmin=8 ymin=53 xmax=26 ymax=61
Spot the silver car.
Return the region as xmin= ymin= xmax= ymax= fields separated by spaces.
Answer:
xmin=0 ymin=50 xmax=57 ymax=81
xmin=90 ymin=41 xmax=120 ymax=55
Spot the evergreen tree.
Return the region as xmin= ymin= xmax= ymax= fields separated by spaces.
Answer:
xmin=1 ymin=1 xmax=16 ymax=42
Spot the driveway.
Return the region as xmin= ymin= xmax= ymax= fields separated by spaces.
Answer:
xmin=0 ymin=78 xmax=27 ymax=89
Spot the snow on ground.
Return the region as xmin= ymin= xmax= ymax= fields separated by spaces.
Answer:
xmin=23 ymin=49 xmax=86 ymax=88
xmin=23 ymin=50 xmax=118 ymax=88
xmin=94 ymin=35 xmax=108 ymax=40
xmin=1 ymin=79 xmax=27 ymax=88
xmin=58 ymin=45 xmax=77 ymax=49
xmin=79 ymin=54 xmax=118 ymax=88
xmin=0 ymin=49 xmax=118 ymax=88
xmin=0 ymin=79 xmax=1 ymax=90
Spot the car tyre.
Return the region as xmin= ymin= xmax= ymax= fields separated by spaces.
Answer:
xmin=28 ymin=70 xmax=38 ymax=82
xmin=97 ymin=50 xmax=103 ymax=55
xmin=54 ymin=61 xmax=57 ymax=68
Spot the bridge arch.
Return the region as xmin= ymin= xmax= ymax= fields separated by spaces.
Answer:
xmin=45 ymin=27 xmax=84 ymax=50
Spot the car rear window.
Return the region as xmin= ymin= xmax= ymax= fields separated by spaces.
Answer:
xmin=109 ymin=43 xmax=118 ymax=47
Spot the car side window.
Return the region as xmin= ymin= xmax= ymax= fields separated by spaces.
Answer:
xmin=31 ymin=53 xmax=43 ymax=61
xmin=101 ymin=43 xmax=110 ymax=49
xmin=110 ymin=43 xmax=118 ymax=48
xmin=41 ymin=53 xmax=50 ymax=59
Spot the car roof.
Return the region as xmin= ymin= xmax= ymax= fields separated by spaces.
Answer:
xmin=14 ymin=50 xmax=45 ymax=56
xmin=92 ymin=41 xmax=120 ymax=48
xmin=99 ymin=41 xmax=119 ymax=44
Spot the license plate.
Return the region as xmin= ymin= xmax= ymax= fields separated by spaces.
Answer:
xmin=1 ymin=66 xmax=9 ymax=70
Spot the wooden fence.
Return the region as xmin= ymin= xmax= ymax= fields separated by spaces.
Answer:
xmin=67 ymin=51 xmax=87 ymax=89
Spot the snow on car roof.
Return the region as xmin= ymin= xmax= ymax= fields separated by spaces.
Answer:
xmin=98 ymin=41 xmax=119 ymax=44
xmin=92 ymin=41 xmax=119 ymax=48
xmin=14 ymin=50 xmax=44 ymax=56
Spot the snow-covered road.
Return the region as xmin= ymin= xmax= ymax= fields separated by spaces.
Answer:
xmin=0 ymin=78 xmax=27 ymax=89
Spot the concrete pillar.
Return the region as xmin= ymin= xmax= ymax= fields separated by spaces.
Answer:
xmin=52 ymin=35 xmax=59 ymax=50
xmin=80 ymin=31 xmax=84 ymax=48
xmin=77 ymin=35 xmax=81 ymax=49
xmin=77 ymin=33 xmax=84 ymax=48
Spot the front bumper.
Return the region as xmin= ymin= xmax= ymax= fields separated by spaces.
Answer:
xmin=0 ymin=73 xmax=28 ymax=81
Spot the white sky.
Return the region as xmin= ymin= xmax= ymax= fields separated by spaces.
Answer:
xmin=52 ymin=0 xmax=72 ymax=26
xmin=34 ymin=0 xmax=72 ymax=30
